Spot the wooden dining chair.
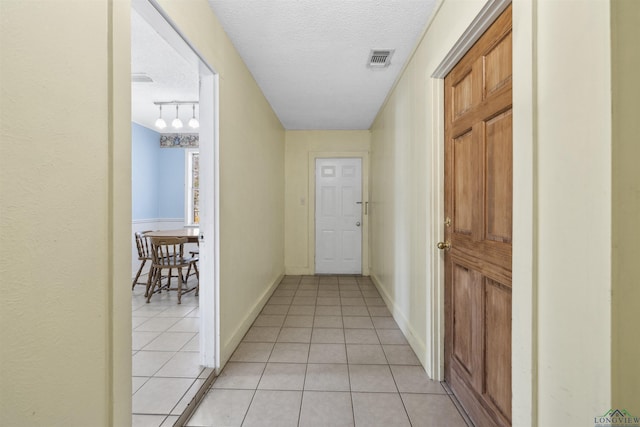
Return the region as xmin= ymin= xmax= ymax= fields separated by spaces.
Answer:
xmin=132 ymin=231 xmax=153 ymax=294
xmin=146 ymin=236 xmax=199 ymax=304
xmin=186 ymin=242 xmax=199 ymax=279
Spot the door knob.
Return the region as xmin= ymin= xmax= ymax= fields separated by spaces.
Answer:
xmin=356 ymin=221 xmax=361 ymax=227
xmin=437 ymin=241 xmax=451 ymax=250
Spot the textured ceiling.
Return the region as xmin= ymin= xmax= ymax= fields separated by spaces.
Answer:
xmin=131 ymin=1 xmax=439 ymax=131
xmin=208 ymin=0 xmax=438 ymax=130
xmin=131 ymin=9 xmax=200 ymax=132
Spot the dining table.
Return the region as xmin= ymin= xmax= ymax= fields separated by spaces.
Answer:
xmin=145 ymin=228 xmax=199 ymax=243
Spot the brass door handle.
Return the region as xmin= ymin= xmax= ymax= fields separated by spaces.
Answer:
xmin=437 ymin=241 xmax=451 ymax=250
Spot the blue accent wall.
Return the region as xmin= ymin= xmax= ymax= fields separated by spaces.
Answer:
xmin=158 ymin=147 xmax=185 ymax=218
xmin=131 ymin=123 xmax=185 ymax=221
xmin=132 ymin=123 xmax=159 ymax=220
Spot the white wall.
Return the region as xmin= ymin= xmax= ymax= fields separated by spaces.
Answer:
xmin=284 ymin=130 xmax=371 ymax=275
xmin=535 ymin=1 xmax=612 ymax=423
xmin=0 ymin=1 xmax=132 ymax=425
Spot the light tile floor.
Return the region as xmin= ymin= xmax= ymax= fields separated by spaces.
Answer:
xmin=132 ymin=277 xmax=212 ymax=427
xmin=186 ymin=275 xmax=472 ymax=427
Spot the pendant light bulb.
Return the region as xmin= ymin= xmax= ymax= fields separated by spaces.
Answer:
xmin=155 ymin=105 xmax=167 ymax=129
xmin=188 ymin=104 xmax=199 ymax=129
xmin=172 ymin=104 xmax=183 ymax=129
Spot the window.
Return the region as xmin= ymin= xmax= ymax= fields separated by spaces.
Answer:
xmin=185 ymin=149 xmax=199 ymax=226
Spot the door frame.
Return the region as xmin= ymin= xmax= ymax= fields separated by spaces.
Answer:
xmin=428 ymin=0 xmax=535 ymax=425
xmin=308 ymin=151 xmax=370 ymax=276
xmin=133 ymin=0 xmax=220 ymax=370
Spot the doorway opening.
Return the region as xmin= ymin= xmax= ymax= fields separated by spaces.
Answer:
xmin=130 ymin=0 xmax=220 ymax=422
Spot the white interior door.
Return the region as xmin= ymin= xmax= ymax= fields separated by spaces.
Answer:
xmin=315 ymin=158 xmax=362 ymax=274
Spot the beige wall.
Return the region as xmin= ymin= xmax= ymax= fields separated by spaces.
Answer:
xmin=156 ymin=0 xmax=286 ymax=365
xmin=370 ymin=0 xmax=618 ymax=425
xmin=370 ymin=0 xmax=485 ymax=377
xmin=1 ymin=0 xmax=285 ymax=424
xmin=284 ymin=131 xmax=371 ymax=275
xmin=611 ymin=0 xmax=640 ymax=415
xmin=0 ymin=1 xmax=132 ymax=425
xmin=535 ymin=1 xmax=612 ymax=423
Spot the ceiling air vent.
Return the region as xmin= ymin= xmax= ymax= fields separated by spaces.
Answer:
xmin=367 ymin=49 xmax=394 ymax=68
xmin=131 ymin=73 xmax=154 ymax=83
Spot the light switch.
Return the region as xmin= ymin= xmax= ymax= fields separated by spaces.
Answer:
xmin=300 ymin=197 xmax=305 ymax=206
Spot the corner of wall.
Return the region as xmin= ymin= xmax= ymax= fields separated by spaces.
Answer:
xmin=611 ymin=0 xmax=640 ymax=414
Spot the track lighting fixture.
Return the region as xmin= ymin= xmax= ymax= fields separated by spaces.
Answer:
xmin=154 ymin=105 xmax=167 ymax=130
xmin=171 ymin=105 xmax=183 ymax=129
xmin=153 ymin=101 xmax=198 ymax=131
xmin=188 ymin=104 xmax=199 ymax=129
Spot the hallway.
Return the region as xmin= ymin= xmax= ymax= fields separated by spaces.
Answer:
xmin=185 ymin=275 xmax=471 ymax=426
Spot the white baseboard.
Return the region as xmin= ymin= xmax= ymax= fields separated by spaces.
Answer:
xmin=370 ymin=273 xmax=429 ymax=373
xmin=284 ymin=266 xmax=313 ymax=276
xmin=219 ymin=272 xmax=285 ymax=368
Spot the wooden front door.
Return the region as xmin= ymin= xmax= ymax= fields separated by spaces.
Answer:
xmin=443 ymin=5 xmax=512 ymax=427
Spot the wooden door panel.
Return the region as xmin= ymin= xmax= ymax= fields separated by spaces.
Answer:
xmin=453 ymin=72 xmax=474 ymax=118
xmin=453 ymin=131 xmax=475 ymax=235
xmin=484 ymin=31 xmax=512 ymax=97
xmin=485 ymin=109 xmax=513 ymax=243
xmin=452 ymin=263 xmax=474 ymax=374
xmin=484 ymin=278 xmax=512 ymax=423
xmin=451 ymin=259 xmax=484 ymax=394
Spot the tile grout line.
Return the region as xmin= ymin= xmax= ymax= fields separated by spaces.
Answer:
xmin=294 ymin=275 xmax=305 ymax=427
